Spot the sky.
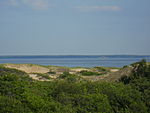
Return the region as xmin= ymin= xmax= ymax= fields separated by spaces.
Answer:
xmin=0 ymin=0 xmax=150 ymax=55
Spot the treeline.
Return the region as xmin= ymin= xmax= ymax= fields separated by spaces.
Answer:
xmin=0 ymin=60 xmax=150 ymax=113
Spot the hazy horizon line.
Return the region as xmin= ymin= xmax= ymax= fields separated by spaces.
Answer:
xmin=0 ymin=54 xmax=150 ymax=56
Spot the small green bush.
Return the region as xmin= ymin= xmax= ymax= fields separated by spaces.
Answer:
xmin=36 ymin=73 xmax=51 ymax=79
xmin=94 ymin=66 xmax=108 ymax=72
xmin=58 ymin=72 xmax=82 ymax=82
xmin=79 ymin=70 xmax=101 ymax=76
xmin=47 ymin=71 xmax=56 ymax=74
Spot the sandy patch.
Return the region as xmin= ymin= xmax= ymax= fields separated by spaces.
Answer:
xmin=29 ymin=74 xmax=51 ymax=81
xmin=110 ymin=69 xmax=119 ymax=72
xmin=5 ymin=64 xmax=49 ymax=74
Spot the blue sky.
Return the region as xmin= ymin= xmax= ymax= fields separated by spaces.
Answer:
xmin=0 ymin=0 xmax=150 ymax=55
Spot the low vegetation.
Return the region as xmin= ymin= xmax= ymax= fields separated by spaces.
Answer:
xmin=47 ymin=71 xmax=56 ymax=74
xmin=94 ymin=66 xmax=108 ymax=72
xmin=36 ymin=73 xmax=51 ymax=79
xmin=0 ymin=60 xmax=150 ymax=113
xmin=79 ymin=70 xmax=102 ymax=76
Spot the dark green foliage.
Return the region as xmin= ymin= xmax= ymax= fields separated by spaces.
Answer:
xmin=0 ymin=67 xmax=26 ymax=75
xmin=123 ymin=65 xmax=128 ymax=68
xmin=0 ymin=67 xmax=32 ymax=81
xmin=85 ymin=82 xmax=147 ymax=113
xmin=0 ymin=95 xmax=31 ymax=113
xmin=0 ymin=68 xmax=32 ymax=98
xmin=131 ymin=59 xmax=148 ymax=78
xmin=79 ymin=70 xmax=101 ymax=76
xmin=58 ymin=72 xmax=70 ymax=79
xmin=74 ymin=94 xmax=111 ymax=113
xmin=120 ymin=59 xmax=150 ymax=112
xmin=36 ymin=73 xmax=51 ymax=79
xmin=0 ymin=61 xmax=150 ymax=113
xmin=47 ymin=71 xmax=56 ymax=74
xmin=120 ymin=59 xmax=150 ymax=84
xmin=59 ymin=72 xmax=82 ymax=82
xmin=52 ymin=81 xmax=112 ymax=113
xmin=94 ymin=66 xmax=108 ymax=72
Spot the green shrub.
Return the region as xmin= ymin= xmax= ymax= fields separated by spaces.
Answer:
xmin=79 ymin=70 xmax=101 ymax=76
xmin=47 ymin=71 xmax=56 ymax=74
xmin=36 ymin=73 xmax=51 ymax=79
xmin=74 ymin=94 xmax=112 ymax=113
xmin=59 ymin=72 xmax=81 ymax=82
xmin=0 ymin=63 xmax=149 ymax=113
xmin=94 ymin=66 xmax=108 ymax=72
xmin=0 ymin=95 xmax=31 ymax=113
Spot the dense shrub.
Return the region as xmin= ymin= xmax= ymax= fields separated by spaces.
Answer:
xmin=94 ymin=66 xmax=108 ymax=72
xmin=47 ymin=71 xmax=56 ymax=74
xmin=0 ymin=60 xmax=150 ymax=113
xmin=58 ymin=72 xmax=82 ymax=82
xmin=79 ymin=70 xmax=101 ymax=76
xmin=120 ymin=59 xmax=150 ymax=112
xmin=0 ymin=95 xmax=31 ymax=113
xmin=36 ymin=73 xmax=51 ymax=79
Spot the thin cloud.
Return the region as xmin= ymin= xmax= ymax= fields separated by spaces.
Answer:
xmin=22 ymin=0 xmax=49 ymax=10
xmin=3 ymin=0 xmax=49 ymax=10
xmin=75 ymin=6 xmax=121 ymax=11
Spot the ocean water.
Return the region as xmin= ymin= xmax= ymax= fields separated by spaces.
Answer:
xmin=0 ymin=55 xmax=150 ymax=67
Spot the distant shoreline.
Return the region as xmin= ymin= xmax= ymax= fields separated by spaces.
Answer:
xmin=0 ymin=55 xmax=150 ymax=56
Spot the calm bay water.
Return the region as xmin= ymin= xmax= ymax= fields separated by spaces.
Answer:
xmin=0 ymin=55 xmax=150 ymax=67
